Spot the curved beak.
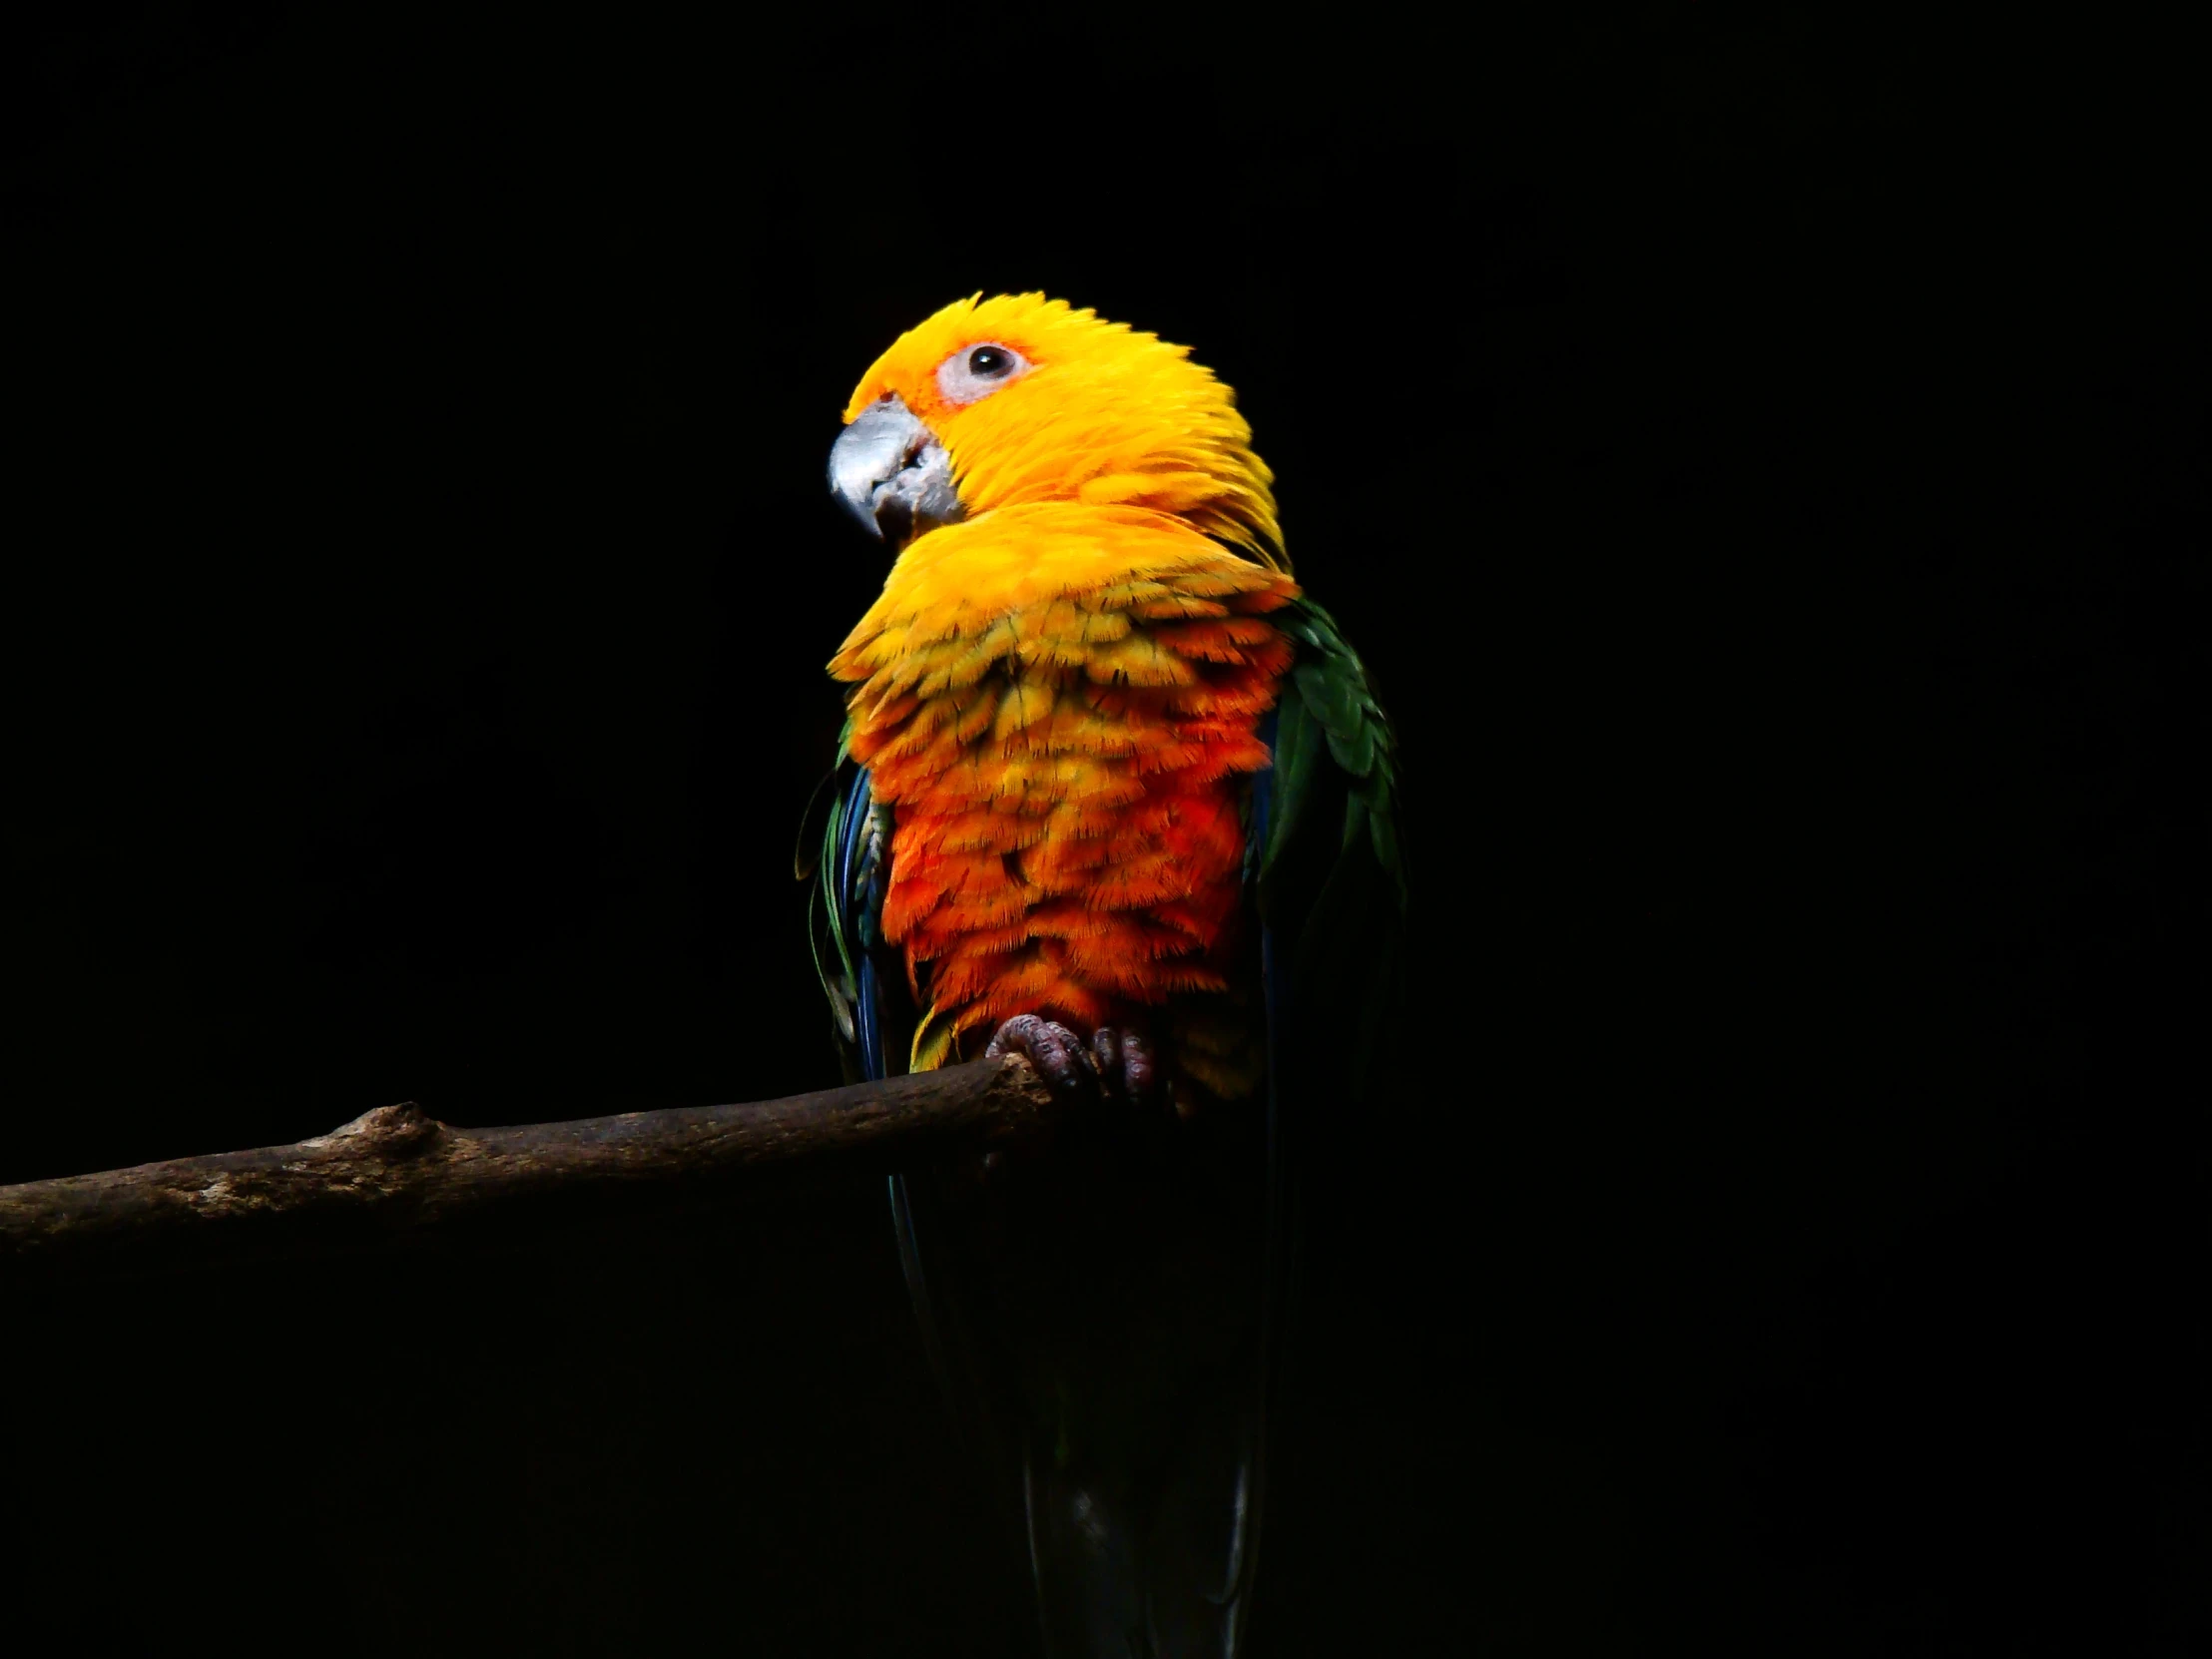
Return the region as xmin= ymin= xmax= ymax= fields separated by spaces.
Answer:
xmin=829 ymin=394 xmax=965 ymax=547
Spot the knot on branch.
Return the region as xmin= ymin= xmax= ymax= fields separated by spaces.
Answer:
xmin=304 ymin=1102 xmax=443 ymax=1159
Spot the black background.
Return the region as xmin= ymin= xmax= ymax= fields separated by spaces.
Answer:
xmin=6 ymin=3 xmax=2204 ymax=1653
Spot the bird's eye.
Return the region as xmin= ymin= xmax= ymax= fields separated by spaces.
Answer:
xmin=936 ymin=341 xmax=1031 ymax=406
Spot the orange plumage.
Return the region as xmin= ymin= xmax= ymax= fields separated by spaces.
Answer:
xmin=829 ymin=296 xmax=1298 ymax=1086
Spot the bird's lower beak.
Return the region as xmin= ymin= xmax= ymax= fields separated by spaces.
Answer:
xmin=829 ymin=394 xmax=964 ymax=547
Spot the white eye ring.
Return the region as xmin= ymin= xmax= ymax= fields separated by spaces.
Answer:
xmin=936 ymin=341 xmax=1031 ymax=406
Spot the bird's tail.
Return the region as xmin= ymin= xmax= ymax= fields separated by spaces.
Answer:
xmin=1023 ymin=1408 xmax=1259 ymax=1659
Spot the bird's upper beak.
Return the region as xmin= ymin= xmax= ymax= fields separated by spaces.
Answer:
xmin=829 ymin=394 xmax=965 ymax=548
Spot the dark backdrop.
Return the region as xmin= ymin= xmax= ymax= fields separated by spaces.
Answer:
xmin=6 ymin=4 xmax=2203 ymax=1653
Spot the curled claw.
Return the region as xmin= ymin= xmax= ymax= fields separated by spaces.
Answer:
xmin=1090 ymin=1026 xmax=1160 ymax=1107
xmin=985 ymin=1014 xmax=1098 ymax=1098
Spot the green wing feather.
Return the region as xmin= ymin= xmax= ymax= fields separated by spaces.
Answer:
xmin=1261 ymin=596 xmax=1408 ymax=1092
xmin=799 ymin=735 xmax=901 ymax=1081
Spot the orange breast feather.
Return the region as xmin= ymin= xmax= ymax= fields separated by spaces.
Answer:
xmin=830 ymin=502 xmax=1298 ymax=1071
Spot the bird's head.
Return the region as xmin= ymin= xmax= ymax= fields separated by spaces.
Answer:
xmin=828 ymin=293 xmax=1283 ymax=566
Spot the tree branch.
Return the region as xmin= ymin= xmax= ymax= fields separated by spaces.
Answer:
xmin=0 ymin=1058 xmax=1051 ymax=1280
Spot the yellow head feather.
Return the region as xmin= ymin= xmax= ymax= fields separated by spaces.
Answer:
xmin=841 ymin=293 xmax=1286 ymax=568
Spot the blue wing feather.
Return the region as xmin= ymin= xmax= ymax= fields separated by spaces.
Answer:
xmin=818 ymin=762 xmax=969 ymax=1429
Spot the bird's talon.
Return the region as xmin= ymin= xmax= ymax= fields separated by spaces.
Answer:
xmin=1089 ymin=1024 xmax=1161 ymax=1112
xmin=985 ymin=1014 xmax=1098 ymax=1097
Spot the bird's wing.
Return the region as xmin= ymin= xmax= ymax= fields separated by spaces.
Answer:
xmin=1031 ymin=596 xmax=1408 ymax=1658
xmin=801 ymin=755 xmax=897 ymax=1081
xmin=1257 ymin=594 xmax=1408 ymax=1084
xmin=801 ymin=754 xmax=984 ymax=1437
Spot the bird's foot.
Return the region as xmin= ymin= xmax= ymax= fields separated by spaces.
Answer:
xmin=985 ymin=1015 xmax=1096 ymax=1098
xmin=984 ymin=1015 xmax=1165 ymax=1111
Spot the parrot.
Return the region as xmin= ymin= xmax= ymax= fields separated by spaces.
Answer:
xmin=802 ymin=293 xmax=1404 ymax=1657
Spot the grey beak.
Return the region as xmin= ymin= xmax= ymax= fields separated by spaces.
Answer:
xmin=829 ymin=394 xmax=965 ymax=547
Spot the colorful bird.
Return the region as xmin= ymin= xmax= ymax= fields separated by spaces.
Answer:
xmin=804 ymin=294 xmax=1403 ymax=1656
